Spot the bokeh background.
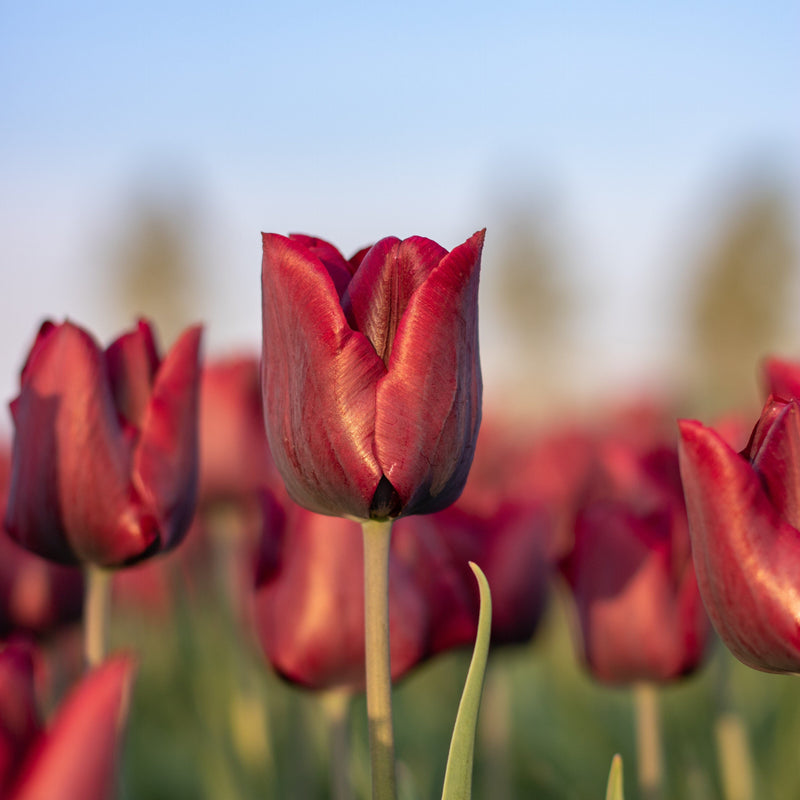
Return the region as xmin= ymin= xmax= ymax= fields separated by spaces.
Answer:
xmin=3 ymin=0 xmax=798 ymax=425
xmin=2 ymin=4 xmax=800 ymax=799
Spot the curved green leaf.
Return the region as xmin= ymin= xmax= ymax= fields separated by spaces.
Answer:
xmin=441 ymin=561 xmax=492 ymax=800
xmin=606 ymin=754 xmax=624 ymax=800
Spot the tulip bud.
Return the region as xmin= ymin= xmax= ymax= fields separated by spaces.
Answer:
xmin=679 ymin=398 xmax=800 ymax=673
xmin=260 ymin=231 xmax=483 ymax=520
xmin=5 ymin=319 xmax=202 ymax=568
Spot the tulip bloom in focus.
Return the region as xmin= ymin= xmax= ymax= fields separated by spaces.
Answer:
xmin=261 ymin=232 xmax=483 ymax=520
xmin=561 ymin=425 xmax=710 ymax=683
xmin=679 ymin=376 xmax=800 ymax=672
xmin=5 ymin=320 xmax=202 ymax=568
xmin=0 ymin=642 xmax=134 ymax=800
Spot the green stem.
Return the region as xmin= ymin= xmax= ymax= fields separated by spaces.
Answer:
xmin=714 ymin=655 xmax=754 ymax=800
xmin=84 ymin=564 xmax=113 ymax=668
xmin=361 ymin=519 xmax=397 ymax=800
xmin=634 ymin=682 xmax=663 ymax=800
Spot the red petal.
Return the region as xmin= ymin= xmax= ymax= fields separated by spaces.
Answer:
xmin=749 ymin=400 xmax=800 ymax=529
xmin=342 ymin=236 xmax=447 ymax=364
xmin=375 ymin=230 xmax=484 ymax=514
xmin=0 ymin=644 xmax=40 ymax=794
xmin=288 ymin=234 xmax=356 ymax=298
xmin=5 ymin=322 xmax=156 ymax=566
xmin=763 ymin=356 xmax=800 ymax=400
xmin=678 ymin=419 xmax=800 ymax=672
xmin=261 ymin=233 xmax=384 ymax=519
xmin=133 ymin=325 xmax=203 ymax=552
xmin=104 ymin=319 xmax=160 ymax=428
xmin=10 ymin=655 xmax=135 ymax=800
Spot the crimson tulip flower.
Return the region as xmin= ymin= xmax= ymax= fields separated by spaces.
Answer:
xmin=198 ymin=355 xmax=276 ymax=509
xmin=679 ymin=394 xmax=800 ymax=672
xmin=0 ymin=642 xmax=134 ymax=800
xmin=252 ymin=489 xmax=478 ymax=690
xmin=5 ymin=319 xmax=202 ymax=568
xmin=561 ymin=431 xmax=710 ymax=683
xmin=261 ymin=231 xmax=483 ymax=520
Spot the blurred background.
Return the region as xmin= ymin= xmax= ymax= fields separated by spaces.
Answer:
xmin=2 ymin=0 xmax=798 ymax=426
xmin=3 ymin=4 xmax=800 ymax=800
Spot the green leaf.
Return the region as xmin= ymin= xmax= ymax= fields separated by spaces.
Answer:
xmin=440 ymin=561 xmax=492 ymax=800
xmin=605 ymin=754 xmax=624 ymax=800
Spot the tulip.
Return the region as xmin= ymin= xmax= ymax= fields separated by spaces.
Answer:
xmin=198 ymin=355 xmax=275 ymax=510
xmin=0 ymin=642 xmax=134 ymax=800
xmin=260 ymin=231 xmax=483 ymax=521
xmin=561 ymin=434 xmax=710 ymax=684
xmin=5 ymin=319 xmax=202 ymax=568
xmin=252 ymin=489 xmax=478 ymax=691
xmin=679 ymin=397 xmax=800 ymax=672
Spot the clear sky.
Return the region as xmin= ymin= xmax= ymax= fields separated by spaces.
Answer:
xmin=1 ymin=1 xmax=798 ymax=425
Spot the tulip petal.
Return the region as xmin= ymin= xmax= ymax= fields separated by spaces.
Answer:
xmin=133 ymin=325 xmax=203 ymax=551
xmin=375 ymin=230 xmax=484 ymax=515
xmin=104 ymin=319 xmax=159 ymax=428
xmin=678 ymin=419 xmax=800 ymax=672
xmin=262 ymin=233 xmax=385 ymax=519
xmin=10 ymin=655 xmax=135 ymax=800
xmin=5 ymin=323 xmax=156 ymax=566
xmin=749 ymin=400 xmax=800 ymax=530
xmin=288 ymin=234 xmax=356 ymax=299
xmin=0 ymin=644 xmax=40 ymax=794
xmin=763 ymin=356 xmax=800 ymax=400
xmin=342 ymin=236 xmax=447 ymax=365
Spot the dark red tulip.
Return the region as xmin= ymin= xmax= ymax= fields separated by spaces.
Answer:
xmin=198 ymin=355 xmax=276 ymax=509
xmin=679 ymin=398 xmax=800 ymax=672
xmin=5 ymin=319 xmax=202 ymax=568
xmin=561 ymin=425 xmax=710 ymax=683
xmin=252 ymin=489 xmax=477 ymax=690
xmin=763 ymin=356 xmax=800 ymax=400
xmin=0 ymin=642 xmax=134 ymax=800
xmin=261 ymin=231 xmax=483 ymax=520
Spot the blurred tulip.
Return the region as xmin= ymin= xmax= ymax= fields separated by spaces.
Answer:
xmin=5 ymin=319 xmax=202 ymax=568
xmin=424 ymin=418 xmax=554 ymax=647
xmin=679 ymin=395 xmax=800 ymax=672
xmin=261 ymin=231 xmax=483 ymax=520
xmin=763 ymin=355 xmax=800 ymax=399
xmin=561 ymin=424 xmax=710 ymax=683
xmin=0 ymin=642 xmax=134 ymax=800
xmin=198 ymin=355 xmax=275 ymax=510
xmin=252 ymin=489 xmax=478 ymax=691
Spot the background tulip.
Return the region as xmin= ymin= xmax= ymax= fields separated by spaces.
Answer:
xmin=679 ymin=400 xmax=800 ymax=673
xmin=4 ymin=319 xmax=202 ymax=568
xmin=260 ymin=231 xmax=483 ymax=521
xmin=252 ymin=489 xmax=478 ymax=691
xmin=0 ymin=642 xmax=134 ymax=800
xmin=561 ymin=421 xmax=710 ymax=684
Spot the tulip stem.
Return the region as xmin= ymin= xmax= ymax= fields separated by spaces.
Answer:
xmin=634 ymin=682 xmax=663 ymax=800
xmin=361 ymin=519 xmax=397 ymax=800
xmin=84 ymin=564 xmax=113 ymax=668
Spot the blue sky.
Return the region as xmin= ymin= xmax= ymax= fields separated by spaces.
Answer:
xmin=1 ymin=1 xmax=798 ymax=422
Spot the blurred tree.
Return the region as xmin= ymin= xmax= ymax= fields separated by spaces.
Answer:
xmin=489 ymin=196 xmax=575 ymax=413
xmin=687 ymin=181 xmax=797 ymax=415
xmin=106 ymin=183 xmax=206 ymax=344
